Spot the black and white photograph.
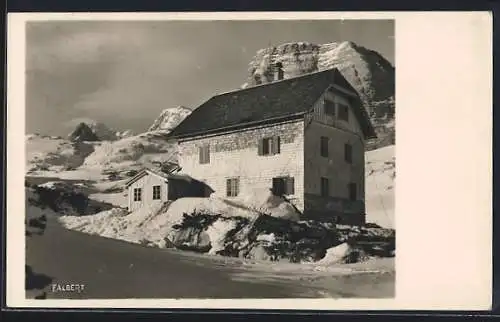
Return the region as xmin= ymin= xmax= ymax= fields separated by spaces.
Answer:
xmin=6 ymin=11 xmax=492 ymax=310
xmin=23 ymin=17 xmax=396 ymax=300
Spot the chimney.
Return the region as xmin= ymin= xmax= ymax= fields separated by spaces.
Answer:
xmin=274 ymin=62 xmax=284 ymax=81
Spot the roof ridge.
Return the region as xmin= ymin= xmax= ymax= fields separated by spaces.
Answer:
xmin=215 ymin=68 xmax=336 ymax=97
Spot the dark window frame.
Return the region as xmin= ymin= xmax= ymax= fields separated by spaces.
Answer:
xmin=324 ymin=99 xmax=336 ymax=116
xmin=344 ymin=143 xmax=353 ymax=163
xmin=348 ymin=183 xmax=357 ymax=201
xmin=320 ymin=136 xmax=329 ymax=158
xmin=338 ymin=103 xmax=349 ymax=122
xmin=152 ymin=185 xmax=161 ymax=200
xmin=133 ymin=188 xmax=142 ymax=202
xmin=199 ymin=145 xmax=210 ymax=164
xmin=320 ymin=177 xmax=330 ymax=197
xmin=258 ymin=136 xmax=281 ymax=156
xmin=272 ymin=176 xmax=295 ymax=196
xmin=226 ymin=177 xmax=240 ymax=197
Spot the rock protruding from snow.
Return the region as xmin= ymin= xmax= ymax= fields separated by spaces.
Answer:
xmin=148 ymin=106 xmax=192 ymax=132
xmin=115 ymin=129 xmax=135 ymax=139
xmin=246 ymin=41 xmax=395 ymax=150
xmin=86 ymin=122 xmax=119 ymax=141
xmin=68 ymin=123 xmax=100 ymax=142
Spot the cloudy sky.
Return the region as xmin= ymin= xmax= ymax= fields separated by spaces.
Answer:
xmin=26 ymin=19 xmax=394 ymax=136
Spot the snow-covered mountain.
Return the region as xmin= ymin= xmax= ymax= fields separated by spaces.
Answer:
xmin=70 ymin=120 xmax=135 ymax=141
xmin=147 ymin=106 xmax=192 ymax=132
xmin=244 ymin=41 xmax=395 ymax=150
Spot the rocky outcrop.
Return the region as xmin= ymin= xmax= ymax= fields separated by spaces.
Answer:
xmin=245 ymin=41 xmax=395 ymax=150
xmin=148 ymin=106 xmax=192 ymax=132
xmin=68 ymin=123 xmax=99 ymax=142
xmin=168 ymin=211 xmax=395 ymax=263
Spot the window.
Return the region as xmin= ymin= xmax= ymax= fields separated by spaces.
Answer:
xmin=324 ymin=99 xmax=336 ymax=116
xmin=272 ymin=176 xmax=295 ymax=196
xmin=320 ymin=177 xmax=329 ymax=197
xmin=348 ymin=183 xmax=357 ymax=201
xmin=320 ymin=136 xmax=329 ymax=157
xmin=226 ymin=177 xmax=240 ymax=197
xmin=338 ymin=103 xmax=349 ymax=121
xmin=258 ymin=136 xmax=280 ymax=156
xmin=153 ymin=185 xmax=161 ymax=200
xmin=199 ymin=145 xmax=210 ymax=164
xmin=133 ymin=188 xmax=142 ymax=202
xmin=344 ymin=143 xmax=353 ymax=163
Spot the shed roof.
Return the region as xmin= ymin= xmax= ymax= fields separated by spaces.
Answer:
xmin=168 ymin=68 xmax=376 ymax=140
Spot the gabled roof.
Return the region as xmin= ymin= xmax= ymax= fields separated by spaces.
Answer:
xmin=125 ymin=168 xmax=169 ymax=187
xmin=168 ymin=68 xmax=376 ymax=140
xmin=125 ymin=168 xmax=196 ymax=187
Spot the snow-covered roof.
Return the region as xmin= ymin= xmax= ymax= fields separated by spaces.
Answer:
xmin=125 ymin=168 xmax=195 ymax=187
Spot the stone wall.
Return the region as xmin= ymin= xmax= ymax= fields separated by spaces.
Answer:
xmin=177 ymin=120 xmax=306 ymax=211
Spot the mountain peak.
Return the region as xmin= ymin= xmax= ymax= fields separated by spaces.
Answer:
xmin=246 ymin=40 xmax=395 ymax=150
xmin=147 ymin=106 xmax=192 ymax=132
xmin=68 ymin=122 xmax=99 ymax=142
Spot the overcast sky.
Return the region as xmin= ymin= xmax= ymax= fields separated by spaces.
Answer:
xmin=26 ymin=20 xmax=394 ymax=136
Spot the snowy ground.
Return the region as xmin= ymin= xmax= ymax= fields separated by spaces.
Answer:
xmin=25 ymin=135 xmax=395 ymax=298
xmin=26 ymin=215 xmax=394 ymax=299
xmin=365 ymin=145 xmax=395 ymax=228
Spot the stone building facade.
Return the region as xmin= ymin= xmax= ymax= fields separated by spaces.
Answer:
xmin=169 ymin=67 xmax=376 ymax=225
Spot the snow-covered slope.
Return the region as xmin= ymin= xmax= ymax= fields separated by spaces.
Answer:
xmin=82 ymin=131 xmax=176 ymax=171
xmin=365 ymin=145 xmax=395 ymax=228
xmin=147 ymin=106 xmax=192 ymax=132
xmin=86 ymin=121 xmax=118 ymax=141
xmin=26 ymin=134 xmax=95 ymax=172
xmin=245 ymin=41 xmax=395 ymax=150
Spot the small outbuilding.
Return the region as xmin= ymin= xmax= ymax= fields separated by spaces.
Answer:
xmin=125 ymin=168 xmax=213 ymax=212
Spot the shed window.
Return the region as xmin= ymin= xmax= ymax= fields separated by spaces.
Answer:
xmin=320 ymin=136 xmax=329 ymax=157
xmin=226 ymin=177 xmax=240 ymax=197
xmin=324 ymin=99 xmax=336 ymax=116
xmin=133 ymin=188 xmax=142 ymax=202
xmin=348 ymin=183 xmax=357 ymax=201
xmin=338 ymin=103 xmax=349 ymax=122
xmin=199 ymin=145 xmax=210 ymax=164
xmin=344 ymin=143 xmax=353 ymax=163
xmin=320 ymin=177 xmax=329 ymax=197
xmin=258 ymin=136 xmax=280 ymax=156
xmin=272 ymin=176 xmax=295 ymax=196
xmin=152 ymin=185 xmax=161 ymax=200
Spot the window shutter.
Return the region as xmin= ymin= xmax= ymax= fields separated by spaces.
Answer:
xmin=274 ymin=136 xmax=281 ymax=154
xmin=226 ymin=179 xmax=231 ymax=197
xmin=286 ymin=177 xmax=295 ymax=195
xmin=258 ymin=139 xmax=264 ymax=155
xmin=199 ymin=146 xmax=204 ymax=164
